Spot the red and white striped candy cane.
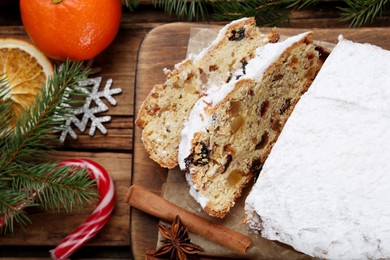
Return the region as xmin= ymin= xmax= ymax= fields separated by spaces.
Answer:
xmin=50 ymin=158 xmax=115 ymax=260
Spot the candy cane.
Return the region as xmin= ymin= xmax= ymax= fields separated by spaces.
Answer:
xmin=50 ymin=158 xmax=115 ymax=260
xmin=0 ymin=159 xmax=114 ymax=259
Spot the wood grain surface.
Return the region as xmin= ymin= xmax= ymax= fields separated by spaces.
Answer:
xmin=0 ymin=24 xmax=153 ymax=259
xmin=132 ymin=23 xmax=390 ymax=259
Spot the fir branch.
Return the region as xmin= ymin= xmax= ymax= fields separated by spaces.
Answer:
xmin=0 ymin=184 xmax=34 ymax=234
xmin=10 ymin=162 xmax=97 ymax=212
xmin=124 ymin=0 xmax=140 ymax=11
xmin=0 ymin=61 xmax=88 ymax=166
xmin=211 ymin=0 xmax=290 ymax=26
xmin=122 ymin=0 xmax=390 ymax=27
xmin=340 ymin=0 xmax=390 ymax=27
xmin=0 ymin=61 xmax=98 ymax=233
xmin=0 ymin=76 xmax=13 ymax=134
xmin=282 ymin=0 xmax=319 ymax=9
xmin=153 ymin=0 xmax=209 ymax=21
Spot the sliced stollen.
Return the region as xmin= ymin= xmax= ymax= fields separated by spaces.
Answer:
xmin=135 ymin=17 xmax=279 ymax=168
xmin=179 ymin=32 xmax=326 ymax=218
xmin=245 ymin=37 xmax=390 ymax=259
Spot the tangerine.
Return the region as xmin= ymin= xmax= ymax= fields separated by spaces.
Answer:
xmin=20 ymin=0 xmax=122 ymax=61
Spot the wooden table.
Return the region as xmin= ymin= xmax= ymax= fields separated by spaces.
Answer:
xmin=2 ymin=2 xmax=390 ymax=259
xmin=0 ymin=4 xmax=166 ymax=259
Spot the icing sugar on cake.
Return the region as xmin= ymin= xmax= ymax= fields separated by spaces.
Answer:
xmin=245 ymin=37 xmax=390 ymax=259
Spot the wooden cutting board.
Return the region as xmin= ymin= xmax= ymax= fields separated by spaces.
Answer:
xmin=133 ymin=23 xmax=390 ymax=259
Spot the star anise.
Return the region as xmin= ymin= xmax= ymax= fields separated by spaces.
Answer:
xmin=153 ymin=215 xmax=205 ymax=260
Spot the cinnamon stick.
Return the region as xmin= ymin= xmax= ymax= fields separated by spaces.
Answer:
xmin=126 ymin=184 xmax=252 ymax=255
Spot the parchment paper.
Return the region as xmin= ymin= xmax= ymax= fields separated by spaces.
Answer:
xmin=157 ymin=27 xmax=332 ymax=259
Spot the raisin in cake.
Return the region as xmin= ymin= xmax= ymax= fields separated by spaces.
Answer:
xmin=135 ymin=17 xmax=279 ymax=168
xmin=245 ymin=37 xmax=390 ymax=259
xmin=179 ymin=32 xmax=325 ymax=218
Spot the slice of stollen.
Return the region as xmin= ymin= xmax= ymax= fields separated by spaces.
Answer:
xmin=136 ymin=17 xmax=279 ymax=168
xmin=179 ymin=32 xmax=326 ymax=218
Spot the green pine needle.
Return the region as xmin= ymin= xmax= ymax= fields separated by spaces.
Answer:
xmin=0 ymin=61 xmax=98 ymax=234
xmin=10 ymin=162 xmax=97 ymax=212
xmin=282 ymin=0 xmax=319 ymax=9
xmin=122 ymin=0 xmax=389 ymax=27
xmin=340 ymin=0 xmax=390 ymax=27
xmin=0 ymin=77 xmax=13 ymax=135
xmin=124 ymin=0 xmax=140 ymax=11
xmin=0 ymin=184 xmax=34 ymax=234
xmin=211 ymin=0 xmax=290 ymax=26
xmin=153 ymin=0 xmax=209 ymax=21
xmin=1 ymin=61 xmax=88 ymax=164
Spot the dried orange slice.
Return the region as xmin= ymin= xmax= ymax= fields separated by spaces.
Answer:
xmin=0 ymin=38 xmax=53 ymax=119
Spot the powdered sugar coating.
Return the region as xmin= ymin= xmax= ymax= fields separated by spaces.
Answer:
xmin=244 ymin=32 xmax=310 ymax=81
xmin=245 ymin=38 xmax=390 ymax=259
